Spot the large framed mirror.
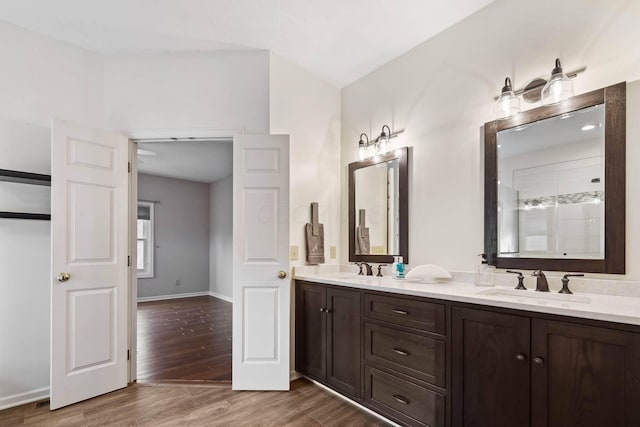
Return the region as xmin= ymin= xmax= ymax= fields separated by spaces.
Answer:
xmin=349 ymin=147 xmax=409 ymax=264
xmin=484 ymin=82 xmax=626 ymax=273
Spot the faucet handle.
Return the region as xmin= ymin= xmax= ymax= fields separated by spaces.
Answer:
xmin=376 ymin=264 xmax=387 ymax=277
xmin=354 ymin=262 xmax=364 ymax=275
xmin=506 ymin=270 xmax=526 ymax=290
xmin=559 ymin=273 xmax=584 ymax=294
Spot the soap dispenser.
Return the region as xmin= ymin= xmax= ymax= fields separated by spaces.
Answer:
xmin=392 ymin=256 xmax=406 ymax=279
xmin=475 ymin=253 xmax=495 ymax=287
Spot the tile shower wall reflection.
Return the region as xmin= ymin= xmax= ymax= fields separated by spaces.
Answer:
xmin=498 ymin=104 xmax=605 ymax=259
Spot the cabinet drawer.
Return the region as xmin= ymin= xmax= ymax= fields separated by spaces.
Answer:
xmin=365 ymin=366 xmax=445 ymax=427
xmin=364 ymin=293 xmax=445 ymax=335
xmin=365 ymin=322 xmax=445 ymax=388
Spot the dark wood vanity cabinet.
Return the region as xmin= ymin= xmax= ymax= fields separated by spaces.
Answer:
xmin=452 ymin=307 xmax=640 ymax=427
xmin=531 ymin=319 xmax=640 ymax=427
xmin=295 ymin=282 xmax=361 ymax=399
xmin=451 ymin=307 xmax=531 ymax=427
xmin=363 ymin=293 xmax=448 ymax=427
xmin=296 ymin=280 xmax=640 ymax=427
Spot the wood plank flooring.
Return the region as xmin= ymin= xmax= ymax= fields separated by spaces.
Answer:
xmin=0 ymin=379 xmax=389 ymax=426
xmin=137 ymin=296 xmax=232 ymax=383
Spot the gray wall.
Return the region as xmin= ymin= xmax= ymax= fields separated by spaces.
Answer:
xmin=138 ymin=173 xmax=211 ymax=298
xmin=209 ymin=175 xmax=233 ymax=299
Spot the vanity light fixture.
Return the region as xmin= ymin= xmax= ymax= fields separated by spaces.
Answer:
xmin=357 ymin=133 xmax=370 ymax=160
xmin=541 ymin=58 xmax=574 ymax=105
xmin=492 ymin=58 xmax=585 ymax=119
xmin=494 ymin=77 xmax=521 ymax=120
xmin=357 ymin=125 xmax=405 ymax=159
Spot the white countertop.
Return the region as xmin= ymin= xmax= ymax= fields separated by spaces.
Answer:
xmin=294 ymin=271 xmax=640 ymax=327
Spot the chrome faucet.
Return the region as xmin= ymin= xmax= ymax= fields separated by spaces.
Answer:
xmin=531 ymin=270 xmax=549 ymax=292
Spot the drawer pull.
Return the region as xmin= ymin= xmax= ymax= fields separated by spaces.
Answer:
xmin=392 ymin=394 xmax=410 ymax=405
xmin=391 ymin=309 xmax=409 ymax=315
xmin=392 ymin=348 xmax=410 ymax=356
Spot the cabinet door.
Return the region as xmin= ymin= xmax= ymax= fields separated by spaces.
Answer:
xmin=326 ymin=287 xmax=362 ymax=399
xmin=531 ymin=319 xmax=640 ymax=427
xmin=452 ymin=307 xmax=530 ymax=427
xmin=295 ymin=282 xmax=326 ymax=381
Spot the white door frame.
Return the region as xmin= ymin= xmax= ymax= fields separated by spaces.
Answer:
xmin=125 ymin=128 xmax=244 ymax=383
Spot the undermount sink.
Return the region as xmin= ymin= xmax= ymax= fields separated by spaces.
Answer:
xmin=478 ymin=288 xmax=592 ymax=305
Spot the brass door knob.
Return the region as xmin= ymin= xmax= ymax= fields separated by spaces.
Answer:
xmin=277 ymin=270 xmax=287 ymax=279
xmin=57 ymin=272 xmax=71 ymax=282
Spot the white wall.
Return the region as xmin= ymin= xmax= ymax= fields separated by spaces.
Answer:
xmin=104 ymin=51 xmax=270 ymax=134
xmin=0 ymin=20 xmax=104 ymax=409
xmin=137 ymin=174 xmax=210 ymax=299
xmin=269 ymin=53 xmax=342 ymax=266
xmin=341 ymin=0 xmax=640 ymax=279
xmin=209 ymin=175 xmax=233 ymax=300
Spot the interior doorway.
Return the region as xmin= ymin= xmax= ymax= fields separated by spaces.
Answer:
xmin=133 ymin=137 xmax=233 ymax=384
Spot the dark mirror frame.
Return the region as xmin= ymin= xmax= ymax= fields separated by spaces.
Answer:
xmin=484 ymin=82 xmax=626 ymax=274
xmin=349 ymin=146 xmax=409 ymax=264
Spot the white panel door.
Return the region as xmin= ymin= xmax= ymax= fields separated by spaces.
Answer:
xmin=233 ymin=134 xmax=290 ymax=390
xmin=50 ymin=120 xmax=129 ymax=409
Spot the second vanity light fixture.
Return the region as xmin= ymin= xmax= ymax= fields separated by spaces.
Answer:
xmin=494 ymin=58 xmax=584 ymax=120
xmin=358 ymin=125 xmax=405 ymax=159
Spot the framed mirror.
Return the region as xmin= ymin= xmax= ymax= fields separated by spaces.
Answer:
xmin=484 ymin=82 xmax=626 ymax=273
xmin=349 ymin=147 xmax=408 ymax=264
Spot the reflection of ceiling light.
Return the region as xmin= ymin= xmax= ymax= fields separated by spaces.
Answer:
xmin=513 ymin=125 xmax=528 ymax=132
xmin=137 ymin=148 xmax=158 ymax=156
xmin=497 ymin=144 xmax=502 ymax=148
xmin=592 ymin=191 xmax=601 ymax=205
xmin=560 ymin=113 xmax=573 ymax=119
xmin=581 ymin=124 xmax=596 ymax=131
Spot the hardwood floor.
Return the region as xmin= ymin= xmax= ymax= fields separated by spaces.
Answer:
xmin=0 ymin=379 xmax=389 ymax=426
xmin=137 ymin=296 xmax=232 ymax=383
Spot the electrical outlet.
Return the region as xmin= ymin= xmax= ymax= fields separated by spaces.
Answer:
xmin=330 ymin=246 xmax=337 ymax=259
xmin=290 ymin=245 xmax=299 ymax=260
xmin=176 ymin=279 xmax=181 ymax=286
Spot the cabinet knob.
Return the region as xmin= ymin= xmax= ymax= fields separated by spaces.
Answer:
xmin=319 ymin=308 xmax=325 ymax=312
xmin=516 ymin=353 xmax=527 ymax=361
xmin=533 ymin=356 xmax=545 ymax=365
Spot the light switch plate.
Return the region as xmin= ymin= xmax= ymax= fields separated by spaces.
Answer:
xmin=290 ymin=245 xmax=299 ymax=260
xmin=330 ymin=246 xmax=337 ymax=259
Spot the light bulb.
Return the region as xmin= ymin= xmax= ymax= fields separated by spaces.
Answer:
xmin=541 ymin=58 xmax=574 ymax=105
xmin=494 ymin=77 xmax=520 ymax=120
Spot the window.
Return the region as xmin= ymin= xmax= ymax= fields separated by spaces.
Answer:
xmin=137 ymin=202 xmax=154 ymax=278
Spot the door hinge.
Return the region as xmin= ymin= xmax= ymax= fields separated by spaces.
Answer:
xmin=128 ymin=256 xmax=131 ymax=267
xmin=128 ymin=162 xmax=131 ymax=173
xmin=127 ymin=350 xmax=130 ymax=361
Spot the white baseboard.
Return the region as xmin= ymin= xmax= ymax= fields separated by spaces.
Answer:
xmin=0 ymin=387 xmax=49 ymax=411
xmin=208 ymin=291 xmax=233 ymax=303
xmin=304 ymin=376 xmax=401 ymax=427
xmin=137 ymin=291 xmax=209 ymax=302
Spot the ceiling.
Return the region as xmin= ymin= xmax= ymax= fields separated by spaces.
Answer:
xmin=136 ymin=140 xmax=232 ymax=183
xmin=0 ymin=0 xmax=495 ymax=87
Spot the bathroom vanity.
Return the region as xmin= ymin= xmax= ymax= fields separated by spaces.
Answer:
xmin=294 ymin=273 xmax=640 ymax=427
